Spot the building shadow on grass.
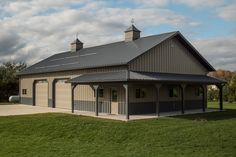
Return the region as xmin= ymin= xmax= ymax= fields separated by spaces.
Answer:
xmin=171 ymin=109 xmax=236 ymax=121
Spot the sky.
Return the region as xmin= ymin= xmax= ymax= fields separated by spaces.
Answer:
xmin=0 ymin=0 xmax=236 ymax=71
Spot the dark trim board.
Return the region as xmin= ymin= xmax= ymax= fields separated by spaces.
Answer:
xmin=185 ymin=100 xmax=204 ymax=110
xmin=159 ymin=101 xmax=182 ymax=113
xmin=129 ymin=102 xmax=156 ymax=115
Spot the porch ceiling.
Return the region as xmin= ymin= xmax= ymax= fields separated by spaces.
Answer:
xmin=67 ymin=70 xmax=226 ymax=85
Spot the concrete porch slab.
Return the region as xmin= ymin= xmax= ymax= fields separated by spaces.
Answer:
xmin=0 ymin=104 xmax=219 ymax=121
xmin=74 ymin=109 xmax=219 ymax=121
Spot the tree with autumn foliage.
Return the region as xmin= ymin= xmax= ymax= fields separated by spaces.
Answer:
xmin=208 ymin=69 xmax=236 ymax=103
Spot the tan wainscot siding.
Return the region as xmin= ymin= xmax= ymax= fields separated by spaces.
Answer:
xmin=129 ymin=37 xmax=208 ymax=75
xmin=20 ymin=66 xmax=127 ymax=110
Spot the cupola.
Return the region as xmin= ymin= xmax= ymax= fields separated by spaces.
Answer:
xmin=70 ymin=38 xmax=83 ymax=52
xmin=124 ymin=24 xmax=141 ymax=42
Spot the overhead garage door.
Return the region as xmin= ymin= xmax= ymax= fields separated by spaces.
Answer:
xmin=35 ymin=81 xmax=48 ymax=107
xmin=55 ymin=80 xmax=71 ymax=109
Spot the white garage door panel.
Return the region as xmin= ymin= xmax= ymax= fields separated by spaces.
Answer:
xmin=35 ymin=82 xmax=48 ymax=107
xmin=55 ymin=82 xmax=71 ymax=109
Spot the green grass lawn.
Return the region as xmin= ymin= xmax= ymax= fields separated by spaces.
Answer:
xmin=208 ymin=101 xmax=236 ymax=109
xmin=0 ymin=102 xmax=236 ymax=157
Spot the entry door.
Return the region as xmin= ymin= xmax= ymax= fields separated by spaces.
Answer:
xmin=111 ymin=89 xmax=118 ymax=115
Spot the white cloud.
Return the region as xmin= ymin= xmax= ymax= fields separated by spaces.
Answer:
xmin=193 ymin=37 xmax=236 ymax=71
xmin=173 ymin=0 xmax=225 ymax=8
xmin=217 ymin=4 xmax=236 ymax=21
xmin=135 ymin=0 xmax=170 ymax=7
xmin=0 ymin=0 xmax=192 ymax=65
xmin=136 ymin=0 xmax=225 ymax=8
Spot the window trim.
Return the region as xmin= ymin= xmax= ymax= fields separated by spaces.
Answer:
xmin=135 ymin=88 xmax=146 ymax=99
xmin=111 ymin=90 xmax=118 ymax=102
xmin=22 ymin=89 xmax=27 ymax=95
xmin=99 ymin=88 xmax=104 ymax=98
xmin=169 ymin=87 xmax=178 ymax=98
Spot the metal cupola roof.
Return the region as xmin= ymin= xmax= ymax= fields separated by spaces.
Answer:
xmin=125 ymin=24 xmax=141 ymax=32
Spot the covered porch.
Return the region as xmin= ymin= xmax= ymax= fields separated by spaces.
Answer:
xmin=68 ymin=70 xmax=226 ymax=121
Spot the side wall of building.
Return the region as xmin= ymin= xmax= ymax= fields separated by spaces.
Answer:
xmin=129 ymin=37 xmax=208 ymax=75
xmin=19 ymin=66 xmax=127 ymax=109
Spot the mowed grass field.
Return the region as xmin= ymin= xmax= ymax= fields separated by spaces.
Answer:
xmin=0 ymin=102 xmax=235 ymax=157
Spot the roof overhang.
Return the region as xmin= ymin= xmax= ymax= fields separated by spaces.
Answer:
xmin=67 ymin=70 xmax=226 ymax=85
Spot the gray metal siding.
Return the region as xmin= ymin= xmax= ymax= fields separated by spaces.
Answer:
xmin=74 ymin=100 xmax=95 ymax=112
xmin=21 ymin=97 xmax=33 ymax=105
xmin=129 ymin=37 xmax=208 ymax=75
xmin=48 ymin=99 xmax=53 ymax=107
xmin=99 ymin=101 xmax=111 ymax=113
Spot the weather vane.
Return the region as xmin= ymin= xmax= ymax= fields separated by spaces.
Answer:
xmin=131 ymin=18 xmax=134 ymax=25
xmin=75 ymin=33 xmax=78 ymax=39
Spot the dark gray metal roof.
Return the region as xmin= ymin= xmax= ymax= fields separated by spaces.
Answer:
xmin=68 ymin=70 xmax=226 ymax=84
xmin=129 ymin=71 xmax=226 ymax=84
xmin=125 ymin=24 xmax=141 ymax=32
xmin=17 ymin=31 xmax=215 ymax=75
xmin=68 ymin=71 xmax=128 ymax=83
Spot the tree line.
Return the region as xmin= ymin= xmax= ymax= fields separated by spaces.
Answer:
xmin=0 ymin=62 xmax=27 ymax=102
xmin=208 ymin=69 xmax=236 ymax=103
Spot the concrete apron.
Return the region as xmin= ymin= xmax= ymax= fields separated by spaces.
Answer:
xmin=0 ymin=104 xmax=219 ymax=121
xmin=0 ymin=104 xmax=71 ymax=116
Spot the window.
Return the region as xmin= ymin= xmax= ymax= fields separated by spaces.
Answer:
xmin=22 ymin=89 xmax=27 ymax=95
xmin=169 ymin=88 xmax=178 ymax=97
xmin=135 ymin=88 xmax=146 ymax=98
xmin=112 ymin=90 xmax=118 ymax=102
xmin=99 ymin=89 xmax=104 ymax=97
xmin=195 ymin=87 xmax=203 ymax=96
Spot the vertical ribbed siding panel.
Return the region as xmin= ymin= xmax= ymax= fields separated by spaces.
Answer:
xmin=118 ymin=86 xmax=125 ymax=115
xmin=129 ymin=37 xmax=207 ymax=74
xmin=76 ymin=85 xmax=95 ymax=112
xmin=97 ymin=85 xmax=111 ymax=114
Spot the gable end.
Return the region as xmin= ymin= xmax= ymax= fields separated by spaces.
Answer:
xmin=129 ymin=35 xmax=212 ymax=75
